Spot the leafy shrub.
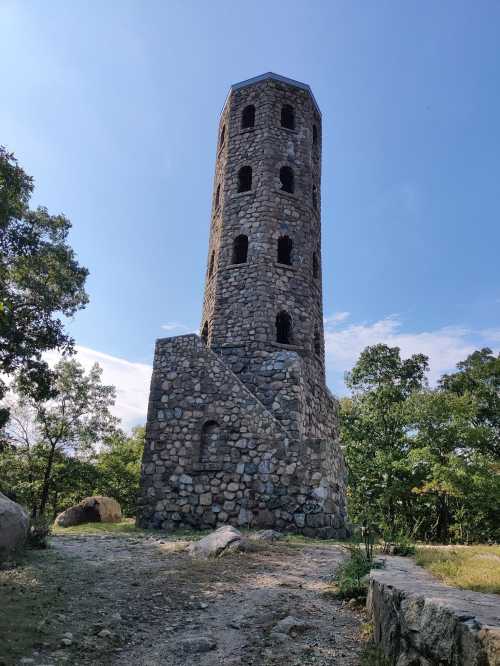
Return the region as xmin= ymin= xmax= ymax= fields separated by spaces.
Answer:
xmin=382 ymin=533 xmax=416 ymax=556
xmin=334 ymin=545 xmax=373 ymax=599
xmin=28 ymin=516 xmax=51 ymax=549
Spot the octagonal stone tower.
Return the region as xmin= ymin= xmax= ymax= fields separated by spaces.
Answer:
xmin=138 ymin=73 xmax=348 ymax=538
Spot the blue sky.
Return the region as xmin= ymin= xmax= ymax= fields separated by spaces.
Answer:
xmin=1 ymin=1 xmax=499 ymax=427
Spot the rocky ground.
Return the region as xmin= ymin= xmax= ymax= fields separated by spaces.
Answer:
xmin=1 ymin=531 xmax=367 ymax=666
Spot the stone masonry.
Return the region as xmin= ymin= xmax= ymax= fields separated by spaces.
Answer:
xmin=137 ymin=73 xmax=348 ymax=537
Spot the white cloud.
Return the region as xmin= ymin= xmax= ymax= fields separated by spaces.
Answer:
xmin=324 ymin=311 xmax=350 ymax=325
xmin=45 ymin=346 xmax=152 ymax=431
xmin=161 ymin=321 xmax=197 ymax=335
xmin=324 ymin=313 xmax=500 ymax=393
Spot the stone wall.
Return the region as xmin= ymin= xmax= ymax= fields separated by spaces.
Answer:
xmin=367 ymin=556 xmax=500 ymax=665
xmin=137 ymin=334 xmax=347 ymax=537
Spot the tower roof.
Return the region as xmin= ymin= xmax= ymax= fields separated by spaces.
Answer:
xmin=227 ymin=72 xmax=321 ymax=116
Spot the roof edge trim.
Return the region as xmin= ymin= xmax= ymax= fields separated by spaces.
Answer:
xmin=220 ymin=72 xmax=321 ymax=117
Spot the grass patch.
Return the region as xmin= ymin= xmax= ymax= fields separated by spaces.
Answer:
xmin=0 ymin=550 xmax=70 ymax=665
xmin=280 ymin=532 xmax=354 ymax=547
xmin=360 ymin=644 xmax=391 ymax=665
xmin=52 ymin=517 xmax=139 ymax=536
xmin=332 ymin=545 xmax=376 ymax=600
xmin=415 ymin=545 xmax=500 ymax=594
xmin=51 ymin=520 xmax=214 ymax=545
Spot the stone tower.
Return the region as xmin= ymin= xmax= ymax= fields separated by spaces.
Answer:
xmin=138 ymin=73 xmax=348 ymax=538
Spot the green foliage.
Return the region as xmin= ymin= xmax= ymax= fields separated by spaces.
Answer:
xmin=0 ymin=146 xmax=88 ymax=426
xmin=2 ymin=358 xmax=119 ymax=517
xmin=94 ymin=427 xmax=144 ymax=516
xmin=383 ymin=532 xmax=416 ymax=556
xmin=334 ymin=545 xmax=373 ymax=599
xmin=341 ymin=344 xmax=500 ymax=544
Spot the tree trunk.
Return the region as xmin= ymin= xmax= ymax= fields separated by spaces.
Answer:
xmin=436 ymin=495 xmax=450 ymax=543
xmin=38 ymin=443 xmax=56 ymax=517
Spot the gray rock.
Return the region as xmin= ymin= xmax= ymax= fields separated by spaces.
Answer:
xmin=98 ymin=629 xmax=112 ymax=638
xmin=177 ymin=636 xmax=217 ymax=653
xmin=0 ymin=492 xmax=29 ymax=557
xmin=271 ymin=616 xmax=311 ymax=636
xmin=188 ymin=526 xmax=242 ymax=558
xmin=250 ymin=529 xmax=283 ymax=542
xmin=367 ymin=556 xmax=500 ymax=665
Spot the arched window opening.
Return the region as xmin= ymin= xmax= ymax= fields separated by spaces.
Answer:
xmin=312 ymin=252 xmax=319 ymax=279
xmin=312 ymin=124 xmax=318 ymax=146
xmin=232 ymin=234 xmax=248 ymax=264
xmin=200 ymin=420 xmax=221 ymax=463
xmin=219 ymin=125 xmax=225 ymax=148
xmin=276 ymin=311 xmax=292 ymax=345
xmin=281 ymin=104 xmax=295 ymax=130
xmin=237 ymin=166 xmax=252 ymax=193
xmin=277 ymin=235 xmax=293 ymax=265
xmin=314 ymin=328 xmax=321 ymax=356
xmin=241 ymin=104 xmax=255 ymax=129
xmin=201 ymin=321 xmax=209 ymax=343
xmin=279 ymin=166 xmax=294 ymax=194
xmin=312 ymin=184 xmax=317 ymax=210
xmin=208 ymin=251 xmax=215 ymax=278
xmin=215 ymin=184 xmax=220 ymax=209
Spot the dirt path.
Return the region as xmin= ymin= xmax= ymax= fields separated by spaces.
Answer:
xmin=14 ymin=534 xmax=366 ymax=665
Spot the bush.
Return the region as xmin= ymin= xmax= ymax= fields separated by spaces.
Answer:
xmin=28 ymin=516 xmax=51 ymax=549
xmin=382 ymin=533 xmax=416 ymax=556
xmin=334 ymin=545 xmax=373 ymax=599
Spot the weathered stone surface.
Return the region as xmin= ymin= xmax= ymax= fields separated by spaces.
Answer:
xmin=138 ymin=74 xmax=348 ymax=538
xmin=188 ymin=526 xmax=242 ymax=558
xmin=55 ymin=496 xmax=122 ymax=527
xmin=250 ymin=530 xmax=283 ymax=542
xmin=271 ymin=616 xmax=312 ymax=636
xmin=176 ymin=636 xmax=217 ymax=653
xmin=367 ymin=556 xmax=500 ymax=666
xmin=0 ymin=492 xmax=29 ymax=557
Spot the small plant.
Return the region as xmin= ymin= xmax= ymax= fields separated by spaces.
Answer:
xmin=28 ymin=516 xmax=51 ymax=549
xmin=334 ymin=544 xmax=373 ymax=599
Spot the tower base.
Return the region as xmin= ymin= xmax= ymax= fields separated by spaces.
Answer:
xmin=137 ymin=335 xmax=348 ymax=538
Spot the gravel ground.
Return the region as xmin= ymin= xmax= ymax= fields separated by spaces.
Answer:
xmin=5 ymin=533 xmax=366 ymax=666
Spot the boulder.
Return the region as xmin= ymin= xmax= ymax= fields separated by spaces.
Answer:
xmin=188 ymin=525 xmax=242 ymax=558
xmin=0 ymin=492 xmax=29 ymax=557
xmin=55 ymin=496 xmax=122 ymax=527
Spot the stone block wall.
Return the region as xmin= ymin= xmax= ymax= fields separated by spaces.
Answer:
xmin=137 ymin=334 xmax=347 ymax=537
xmin=367 ymin=556 xmax=500 ymax=665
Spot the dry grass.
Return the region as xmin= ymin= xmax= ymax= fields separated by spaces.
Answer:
xmin=52 ymin=517 xmax=138 ymax=535
xmin=415 ymin=545 xmax=500 ymax=594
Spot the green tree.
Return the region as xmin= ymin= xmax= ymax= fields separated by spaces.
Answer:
xmin=341 ymin=344 xmax=500 ymax=543
xmin=341 ymin=344 xmax=429 ymax=539
xmin=0 ymin=146 xmax=88 ymax=426
xmin=405 ymin=389 xmax=500 ymax=542
xmin=4 ymin=358 xmax=118 ymax=517
xmin=94 ymin=427 xmax=144 ymax=516
xmin=440 ymin=348 xmax=500 ymax=457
